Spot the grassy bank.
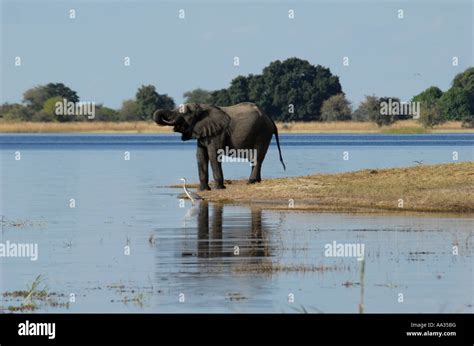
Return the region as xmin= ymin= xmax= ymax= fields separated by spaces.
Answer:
xmin=190 ymin=162 xmax=474 ymax=213
xmin=0 ymin=120 xmax=471 ymax=133
xmin=0 ymin=121 xmax=173 ymax=133
xmin=277 ymin=120 xmax=472 ymax=134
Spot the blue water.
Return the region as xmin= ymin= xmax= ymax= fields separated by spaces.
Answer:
xmin=0 ymin=133 xmax=472 ymax=313
xmin=0 ymin=133 xmax=473 ymax=147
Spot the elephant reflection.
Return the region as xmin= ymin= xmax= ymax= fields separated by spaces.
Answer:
xmin=184 ymin=201 xmax=269 ymax=259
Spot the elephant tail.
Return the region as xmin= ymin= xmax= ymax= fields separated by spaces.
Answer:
xmin=273 ymin=123 xmax=286 ymax=171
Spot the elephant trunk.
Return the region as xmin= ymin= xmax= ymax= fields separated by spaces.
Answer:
xmin=153 ymin=110 xmax=176 ymax=126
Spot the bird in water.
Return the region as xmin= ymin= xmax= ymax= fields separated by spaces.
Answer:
xmin=180 ymin=177 xmax=202 ymax=220
xmin=180 ymin=177 xmax=202 ymax=204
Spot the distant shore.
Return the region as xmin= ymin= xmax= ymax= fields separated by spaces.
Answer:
xmin=0 ymin=120 xmax=471 ymax=134
xmin=174 ymin=162 xmax=474 ymax=214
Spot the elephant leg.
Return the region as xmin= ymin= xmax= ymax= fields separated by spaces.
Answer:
xmin=248 ymin=143 xmax=269 ymax=184
xmin=249 ymin=161 xmax=262 ymax=184
xmin=196 ymin=145 xmax=211 ymax=191
xmin=208 ymin=147 xmax=225 ymax=189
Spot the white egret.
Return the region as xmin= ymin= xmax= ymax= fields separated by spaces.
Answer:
xmin=180 ymin=178 xmax=202 ymax=204
xmin=180 ymin=178 xmax=202 ymax=221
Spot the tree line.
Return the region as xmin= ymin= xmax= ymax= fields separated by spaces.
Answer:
xmin=0 ymin=83 xmax=175 ymax=123
xmin=1 ymin=58 xmax=472 ymax=128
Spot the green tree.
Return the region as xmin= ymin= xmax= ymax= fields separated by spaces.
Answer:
xmin=228 ymin=75 xmax=252 ymax=104
xmin=46 ymin=83 xmax=79 ymax=103
xmin=352 ymin=95 xmax=380 ymax=122
xmin=136 ymin=85 xmax=175 ymax=120
xmin=209 ymin=89 xmax=231 ymax=106
xmin=136 ymin=85 xmax=159 ymax=119
xmin=183 ymin=88 xmax=212 ymax=104
xmin=23 ymin=83 xmax=79 ymax=111
xmin=256 ymin=58 xmax=342 ymax=121
xmin=207 ymin=58 xmax=342 ymax=121
xmin=412 ymin=86 xmax=443 ymax=106
xmin=157 ymin=94 xmax=175 ymax=111
xmin=412 ymin=86 xmax=444 ymax=126
xmin=451 ymin=67 xmax=474 ymax=125
xmin=370 ymin=97 xmax=402 ymax=126
xmin=119 ymin=99 xmax=141 ymax=121
xmin=320 ymin=94 xmax=352 ymax=121
xmin=23 ymin=86 xmax=52 ymax=111
xmin=0 ymin=103 xmax=18 ymax=118
xmin=43 ymin=96 xmax=71 ymax=122
xmin=248 ymin=75 xmax=269 ymax=107
xmin=0 ymin=103 xmax=34 ymax=121
xmin=438 ymin=87 xmax=473 ymax=121
xmin=94 ymin=105 xmax=120 ymax=121
xmin=452 ymin=67 xmax=474 ymax=94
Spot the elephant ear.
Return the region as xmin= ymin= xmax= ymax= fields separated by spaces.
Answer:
xmin=192 ymin=106 xmax=230 ymax=139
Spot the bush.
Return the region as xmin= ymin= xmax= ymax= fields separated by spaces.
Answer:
xmin=371 ymin=112 xmax=394 ymax=126
xmin=412 ymin=86 xmax=443 ymax=106
xmin=0 ymin=103 xmax=16 ymax=118
xmin=0 ymin=103 xmax=34 ymax=121
xmin=31 ymin=111 xmax=55 ymax=122
xmin=320 ymin=94 xmax=352 ymax=121
xmin=418 ymin=103 xmax=445 ymax=128
xmin=353 ymin=95 xmax=379 ymax=122
xmin=209 ymin=89 xmax=231 ymax=106
xmin=119 ymin=100 xmax=141 ymax=121
xmin=183 ymin=88 xmax=212 ymax=104
xmin=94 ymin=106 xmax=120 ymax=121
xmin=452 ymin=67 xmax=474 ymax=94
xmin=438 ymin=87 xmax=473 ymax=121
xmin=43 ymin=96 xmax=72 ymax=122
xmin=24 ymin=83 xmax=79 ymax=111
xmin=462 ymin=114 xmax=474 ymax=128
xmin=136 ymin=85 xmax=175 ymax=120
xmin=369 ymin=97 xmax=400 ymax=126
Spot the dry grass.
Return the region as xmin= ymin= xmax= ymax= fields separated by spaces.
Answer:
xmin=277 ymin=120 xmax=472 ymax=133
xmin=0 ymin=120 xmax=471 ymax=133
xmin=0 ymin=121 xmax=172 ymax=133
xmin=194 ymin=162 xmax=474 ymax=213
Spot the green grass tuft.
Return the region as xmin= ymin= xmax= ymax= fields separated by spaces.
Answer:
xmin=381 ymin=127 xmax=430 ymax=134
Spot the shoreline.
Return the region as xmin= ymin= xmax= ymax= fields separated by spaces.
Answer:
xmin=171 ymin=162 xmax=474 ymax=214
xmin=0 ymin=120 xmax=472 ymax=134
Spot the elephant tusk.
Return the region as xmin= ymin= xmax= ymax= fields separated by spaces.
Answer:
xmin=161 ymin=118 xmax=175 ymax=125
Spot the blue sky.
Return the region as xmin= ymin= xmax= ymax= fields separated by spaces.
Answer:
xmin=0 ymin=0 xmax=472 ymax=109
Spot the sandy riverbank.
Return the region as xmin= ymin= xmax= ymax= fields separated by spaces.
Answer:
xmin=174 ymin=162 xmax=474 ymax=214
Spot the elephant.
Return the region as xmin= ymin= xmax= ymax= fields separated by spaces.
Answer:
xmin=153 ymin=102 xmax=285 ymax=191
